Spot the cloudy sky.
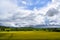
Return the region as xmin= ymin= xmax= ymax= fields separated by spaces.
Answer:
xmin=0 ymin=0 xmax=60 ymax=27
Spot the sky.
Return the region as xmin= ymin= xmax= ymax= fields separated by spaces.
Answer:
xmin=0 ymin=0 xmax=60 ymax=27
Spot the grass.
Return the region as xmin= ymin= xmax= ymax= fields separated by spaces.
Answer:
xmin=0 ymin=31 xmax=60 ymax=40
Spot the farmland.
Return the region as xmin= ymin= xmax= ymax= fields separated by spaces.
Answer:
xmin=0 ymin=31 xmax=60 ymax=40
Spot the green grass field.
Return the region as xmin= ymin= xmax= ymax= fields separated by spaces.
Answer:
xmin=0 ymin=31 xmax=60 ymax=40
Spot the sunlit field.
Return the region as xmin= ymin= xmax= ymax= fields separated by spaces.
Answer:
xmin=0 ymin=31 xmax=60 ymax=40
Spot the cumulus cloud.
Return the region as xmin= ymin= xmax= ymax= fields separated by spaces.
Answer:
xmin=0 ymin=0 xmax=60 ymax=27
xmin=46 ymin=8 xmax=59 ymax=16
xmin=45 ymin=0 xmax=60 ymax=26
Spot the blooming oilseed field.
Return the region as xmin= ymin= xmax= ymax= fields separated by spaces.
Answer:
xmin=0 ymin=31 xmax=60 ymax=40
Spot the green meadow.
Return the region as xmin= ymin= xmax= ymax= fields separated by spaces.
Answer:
xmin=0 ymin=31 xmax=60 ymax=40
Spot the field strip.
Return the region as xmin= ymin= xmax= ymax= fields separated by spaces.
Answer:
xmin=7 ymin=33 xmax=14 ymax=40
xmin=0 ymin=33 xmax=11 ymax=39
xmin=0 ymin=31 xmax=60 ymax=40
xmin=0 ymin=33 xmax=8 ymax=37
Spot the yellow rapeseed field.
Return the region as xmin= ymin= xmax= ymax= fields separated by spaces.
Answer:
xmin=0 ymin=31 xmax=60 ymax=40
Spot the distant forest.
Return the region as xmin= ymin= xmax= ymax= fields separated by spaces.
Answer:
xmin=0 ymin=26 xmax=60 ymax=32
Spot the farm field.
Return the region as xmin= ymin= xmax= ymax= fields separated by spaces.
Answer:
xmin=0 ymin=31 xmax=60 ymax=40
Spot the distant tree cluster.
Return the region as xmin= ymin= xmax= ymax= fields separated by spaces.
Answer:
xmin=0 ymin=26 xmax=60 ymax=32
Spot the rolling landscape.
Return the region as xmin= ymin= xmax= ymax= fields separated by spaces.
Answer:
xmin=0 ymin=26 xmax=60 ymax=40
xmin=0 ymin=0 xmax=60 ymax=40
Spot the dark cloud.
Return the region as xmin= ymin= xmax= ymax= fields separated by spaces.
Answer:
xmin=46 ymin=8 xmax=59 ymax=16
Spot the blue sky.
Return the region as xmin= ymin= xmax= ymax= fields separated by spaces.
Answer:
xmin=0 ymin=0 xmax=60 ymax=27
xmin=17 ymin=0 xmax=52 ymax=10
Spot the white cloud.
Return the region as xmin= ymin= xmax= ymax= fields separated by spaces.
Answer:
xmin=34 ymin=15 xmax=45 ymax=24
xmin=22 ymin=1 xmax=27 ymax=5
xmin=0 ymin=0 xmax=60 ymax=27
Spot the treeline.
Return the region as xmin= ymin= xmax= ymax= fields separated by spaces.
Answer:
xmin=0 ymin=26 xmax=60 ymax=32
